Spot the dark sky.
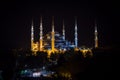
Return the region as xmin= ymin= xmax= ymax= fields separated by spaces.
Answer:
xmin=0 ymin=0 xmax=119 ymax=50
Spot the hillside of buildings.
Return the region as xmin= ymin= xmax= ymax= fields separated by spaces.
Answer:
xmin=0 ymin=47 xmax=116 ymax=80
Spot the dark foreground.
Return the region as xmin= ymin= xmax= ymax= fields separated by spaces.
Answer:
xmin=0 ymin=47 xmax=116 ymax=80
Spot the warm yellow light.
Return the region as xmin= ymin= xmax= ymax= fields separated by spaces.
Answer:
xmin=40 ymin=39 xmax=43 ymax=51
xmin=51 ymin=32 xmax=55 ymax=52
xmin=80 ymin=48 xmax=93 ymax=57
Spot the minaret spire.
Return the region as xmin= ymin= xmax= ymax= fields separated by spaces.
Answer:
xmin=62 ymin=20 xmax=65 ymax=40
xmin=75 ymin=17 xmax=78 ymax=48
xmin=39 ymin=16 xmax=43 ymax=51
xmin=51 ymin=16 xmax=55 ymax=52
xmin=95 ymin=21 xmax=98 ymax=48
xmin=31 ymin=20 xmax=34 ymax=51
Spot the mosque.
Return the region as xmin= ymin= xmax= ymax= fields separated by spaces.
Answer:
xmin=31 ymin=16 xmax=98 ymax=56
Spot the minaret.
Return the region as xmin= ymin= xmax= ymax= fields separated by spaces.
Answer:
xmin=31 ymin=20 xmax=34 ymax=51
xmin=51 ymin=16 xmax=55 ymax=52
xmin=95 ymin=22 xmax=98 ymax=48
xmin=39 ymin=16 xmax=43 ymax=51
xmin=75 ymin=17 xmax=78 ymax=48
xmin=62 ymin=20 xmax=65 ymax=40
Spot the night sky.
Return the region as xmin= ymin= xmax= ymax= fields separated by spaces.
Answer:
xmin=0 ymin=0 xmax=119 ymax=50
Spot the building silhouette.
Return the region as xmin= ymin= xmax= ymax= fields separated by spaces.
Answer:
xmin=31 ymin=16 xmax=98 ymax=56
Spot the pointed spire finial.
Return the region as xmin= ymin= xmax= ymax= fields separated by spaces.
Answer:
xmin=52 ymin=16 xmax=54 ymax=32
xmin=75 ymin=16 xmax=78 ymax=47
xmin=40 ymin=16 xmax=43 ymax=40
xmin=39 ymin=16 xmax=43 ymax=51
xmin=31 ymin=20 xmax=34 ymax=41
xmin=51 ymin=16 xmax=55 ymax=52
xmin=31 ymin=20 xmax=34 ymax=51
xmin=63 ymin=19 xmax=65 ymax=40
xmin=94 ymin=20 xmax=98 ymax=48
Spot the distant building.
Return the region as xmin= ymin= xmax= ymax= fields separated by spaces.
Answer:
xmin=31 ymin=16 xmax=78 ymax=55
xmin=31 ymin=16 xmax=97 ymax=56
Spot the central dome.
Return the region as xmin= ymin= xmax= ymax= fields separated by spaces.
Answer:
xmin=43 ymin=31 xmax=74 ymax=50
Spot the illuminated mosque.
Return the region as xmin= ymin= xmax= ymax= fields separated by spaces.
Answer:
xmin=31 ymin=16 xmax=98 ymax=56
